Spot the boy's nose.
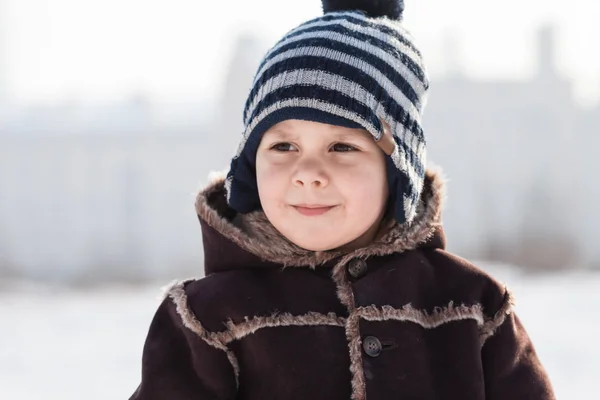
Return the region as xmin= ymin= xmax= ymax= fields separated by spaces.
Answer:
xmin=293 ymin=176 xmax=328 ymax=188
xmin=292 ymin=164 xmax=329 ymax=188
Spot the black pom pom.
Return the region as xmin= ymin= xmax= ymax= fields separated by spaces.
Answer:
xmin=322 ymin=0 xmax=404 ymax=20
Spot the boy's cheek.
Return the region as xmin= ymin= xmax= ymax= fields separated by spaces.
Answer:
xmin=257 ymin=162 xmax=284 ymax=183
xmin=257 ymin=177 xmax=287 ymax=208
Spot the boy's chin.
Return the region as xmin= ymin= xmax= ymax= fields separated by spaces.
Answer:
xmin=285 ymin=235 xmax=349 ymax=252
xmin=295 ymin=242 xmax=337 ymax=252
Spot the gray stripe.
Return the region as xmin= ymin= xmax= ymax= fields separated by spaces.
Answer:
xmin=245 ymin=68 xmax=424 ymax=157
xmin=236 ymin=98 xmax=380 ymax=158
xmin=388 ymin=117 xmax=426 ymax=160
xmin=403 ymin=193 xmax=416 ymax=222
xmin=304 ymin=11 xmax=421 ymax=59
xmin=286 ymin=13 xmax=424 ymax=73
xmin=248 ymin=28 xmax=425 ymax=119
xmin=246 ymin=69 xmax=368 ymax=124
xmin=250 ymin=26 xmax=426 ymax=107
xmin=240 ymin=98 xmax=425 ymax=192
xmin=245 ymin=44 xmax=423 ymax=126
xmin=390 ymin=140 xmax=426 ymax=199
xmin=225 ymin=176 xmax=233 ymax=202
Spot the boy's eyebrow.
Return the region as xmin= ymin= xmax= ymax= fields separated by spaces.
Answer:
xmin=333 ymin=130 xmax=372 ymax=142
xmin=264 ymin=127 xmax=372 ymax=142
xmin=265 ymin=129 xmax=294 ymax=140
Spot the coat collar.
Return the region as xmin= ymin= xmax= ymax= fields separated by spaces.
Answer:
xmin=195 ymin=167 xmax=447 ymax=275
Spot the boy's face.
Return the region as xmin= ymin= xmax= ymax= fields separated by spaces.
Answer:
xmin=256 ymin=119 xmax=388 ymax=252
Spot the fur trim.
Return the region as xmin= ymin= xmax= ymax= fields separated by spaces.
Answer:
xmin=346 ymin=313 xmax=367 ymax=400
xmin=165 ymin=280 xmax=503 ymax=396
xmin=479 ymin=289 xmax=516 ymax=346
xmin=194 ymin=166 xmax=446 ymax=398
xmin=168 ymin=281 xmax=226 ymax=350
xmin=226 ymin=352 xmax=241 ymax=385
xmin=158 ymin=278 xmax=194 ymax=302
xmin=195 ymin=166 xmax=446 ymax=268
xmin=357 ymin=303 xmax=485 ymax=328
xmin=331 ymin=261 xmax=358 ymax=311
xmin=217 ymin=312 xmax=345 ymax=344
xmin=167 ymin=281 xmax=240 ymax=387
xmin=331 ymin=258 xmax=366 ymax=400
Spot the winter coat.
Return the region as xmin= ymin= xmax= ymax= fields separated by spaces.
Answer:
xmin=129 ymin=168 xmax=555 ymax=400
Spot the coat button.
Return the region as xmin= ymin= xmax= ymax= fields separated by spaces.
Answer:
xmin=347 ymin=258 xmax=368 ymax=279
xmin=363 ymin=336 xmax=382 ymax=357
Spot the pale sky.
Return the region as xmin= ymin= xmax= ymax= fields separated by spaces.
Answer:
xmin=2 ymin=0 xmax=599 ymax=105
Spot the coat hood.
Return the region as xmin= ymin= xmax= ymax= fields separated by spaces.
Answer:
xmin=195 ymin=167 xmax=447 ymax=275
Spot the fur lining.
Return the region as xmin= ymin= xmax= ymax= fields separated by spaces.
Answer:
xmin=167 ymin=281 xmax=240 ymax=387
xmin=191 ymin=167 xmax=473 ymax=398
xmin=217 ymin=312 xmax=345 ymax=344
xmin=168 ymin=281 xmax=226 ymax=350
xmin=226 ymin=352 xmax=241 ymax=387
xmin=331 ymin=257 xmax=366 ymax=399
xmin=346 ymin=313 xmax=367 ymax=400
xmin=195 ymin=166 xmax=446 ymax=268
xmin=166 ymin=280 xmax=503 ymax=397
xmin=357 ymin=303 xmax=485 ymax=328
xmin=193 ymin=167 xmax=445 ymax=399
xmin=479 ymin=289 xmax=516 ymax=346
xmin=159 ymin=278 xmax=193 ymax=302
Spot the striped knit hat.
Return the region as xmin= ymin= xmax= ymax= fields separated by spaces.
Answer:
xmin=225 ymin=0 xmax=430 ymax=224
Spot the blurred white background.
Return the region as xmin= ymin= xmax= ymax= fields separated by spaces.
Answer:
xmin=0 ymin=0 xmax=599 ymax=398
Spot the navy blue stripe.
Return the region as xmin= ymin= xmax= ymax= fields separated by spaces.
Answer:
xmin=243 ymin=88 xmax=426 ymax=189
xmin=294 ymin=12 xmax=423 ymax=59
xmin=244 ymin=56 xmax=424 ymax=140
xmin=385 ymin=157 xmax=422 ymax=224
xmin=246 ymin=84 xmax=372 ymax=126
xmin=244 ymin=87 xmax=426 ymax=176
xmin=248 ymin=43 xmax=421 ymax=117
xmin=256 ymin=22 xmax=426 ymax=88
xmin=279 ymin=24 xmax=427 ymax=84
xmin=394 ymin=134 xmax=425 ymax=177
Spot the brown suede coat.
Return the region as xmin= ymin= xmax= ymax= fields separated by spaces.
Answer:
xmin=130 ymin=168 xmax=555 ymax=400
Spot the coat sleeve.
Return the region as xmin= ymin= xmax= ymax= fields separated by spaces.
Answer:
xmin=481 ymin=291 xmax=556 ymax=400
xmin=129 ymin=296 xmax=238 ymax=400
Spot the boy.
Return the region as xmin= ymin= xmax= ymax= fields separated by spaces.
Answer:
xmin=130 ymin=1 xmax=555 ymax=399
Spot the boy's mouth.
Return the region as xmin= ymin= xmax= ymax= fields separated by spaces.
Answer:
xmin=292 ymin=204 xmax=337 ymax=216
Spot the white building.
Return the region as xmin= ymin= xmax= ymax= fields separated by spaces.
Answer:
xmin=0 ymin=120 xmax=233 ymax=283
xmin=424 ymin=25 xmax=591 ymax=270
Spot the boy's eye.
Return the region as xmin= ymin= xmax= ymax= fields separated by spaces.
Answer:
xmin=270 ymin=142 xmax=297 ymax=152
xmin=331 ymin=143 xmax=357 ymax=152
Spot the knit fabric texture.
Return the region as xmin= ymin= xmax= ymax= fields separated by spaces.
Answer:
xmin=225 ymin=5 xmax=430 ymax=224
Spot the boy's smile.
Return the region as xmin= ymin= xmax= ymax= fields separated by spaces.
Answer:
xmin=255 ymin=119 xmax=389 ymax=252
xmin=292 ymin=204 xmax=337 ymax=216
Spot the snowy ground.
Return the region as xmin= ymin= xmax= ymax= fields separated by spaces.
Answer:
xmin=1 ymin=268 xmax=599 ymax=399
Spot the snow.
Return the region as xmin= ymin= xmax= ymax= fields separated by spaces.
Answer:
xmin=0 ymin=283 xmax=158 ymax=400
xmin=1 ymin=270 xmax=599 ymax=399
